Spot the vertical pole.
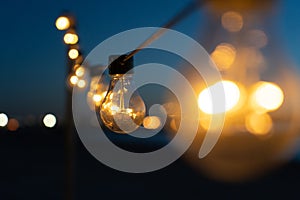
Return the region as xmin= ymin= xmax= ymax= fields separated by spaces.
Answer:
xmin=64 ymin=47 xmax=75 ymax=200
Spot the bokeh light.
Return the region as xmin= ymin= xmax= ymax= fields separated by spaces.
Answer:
xmin=7 ymin=118 xmax=19 ymax=131
xmin=245 ymin=112 xmax=273 ymax=135
xmin=0 ymin=113 xmax=8 ymax=127
xmin=251 ymin=81 xmax=284 ymax=112
xmin=143 ymin=116 xmax=161 ymax=129
xmin=55 ymin=16 xmax=70 ymax=30
xmin=43 ymin=114 xmax=57 ymax=128
xmin=77 ymin=79 xmax=86 ymax=88
xmin=211 ymin=43 xmax=236 ymax=70
xmin=63 ymin=33 xmax=78 ymax=44
xmin=75 ymin=66 xmax=85 ymax=77
xmin=198 ymin=80 xmax=240 ymax=114
xmin=221 ymin=11 xmax=243 ymax=32
xmin=68 ymin=49 xmax=79 ymax=59
xmin=69 ymin=75 xmax=79 ymax=85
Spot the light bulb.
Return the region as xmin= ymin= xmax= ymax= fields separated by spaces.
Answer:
xmin=100 ymin=55 xmax=146 ymax=134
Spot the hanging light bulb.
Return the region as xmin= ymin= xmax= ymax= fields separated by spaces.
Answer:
xmin=100 ymin=55 xmax=146 ymax=134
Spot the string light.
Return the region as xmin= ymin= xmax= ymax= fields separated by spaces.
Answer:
xmin=0 ymin=113 xmax=8 ymax=127
xmin=63 ymin=32 xmax=78 ymax=45
xmin=68 ymin=48 xmax=79 ymax=59
xmin=43 ymin=114 xmax=57 ymax=128
xmin=55 ymin=16 xmax=71 ymax=30
xmin=100 ymin=55 xmax=146 ymax=133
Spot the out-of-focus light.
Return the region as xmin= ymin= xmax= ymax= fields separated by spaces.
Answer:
xmin=251 ymin=81 xmax=284 ymax=112
xmin=43 ymin=114 xmax=57 ymax=128
xmin=68 ymin=49 xmax=79 ymax=59
xmin=221 ymin=11 xmax=243 ymax=32
xmin=75 ymin=67 xmax=85 ymax=77
xmin=143 ymin=116 xmax=161 ymax=129
xmin=69 ymin=75 xmax=79 ymax=85
xmin=211 ymin=43 xmax=236 ymax=70
xmin=63 ymin=33 xmax=78 ymax=44
xmin=7 ymin=118 xmax=19 ymax=131
xmin=77 ymin=79 xmax=86 ymax=88
xmin=246 ymin=29 xmax=268 ymax=49
xmin=0 ymin=113 xmax=8 ymax=127
xmin=198 ymin=80 xmax=240 ymax=114
xmin=245 ymin=112 xmax=273 ymax=135
xmin=55 ymin=16 xmax=70 ymax=30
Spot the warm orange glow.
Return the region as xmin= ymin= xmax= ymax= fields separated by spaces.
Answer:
xmin=63 ymin=33 xmax=78 ymax=44
xmin=69 ymin=75 xmax=78 ymax=85
xmin=7 ymin=118 xmax=19 ymax=131
xmin=75 ymin=67 xmax=85 ymax=77
xmin=245 ymin=112 xmax=273 ymax=135
xmin=55 ymin=16 xmax=70 ymax=30
xmin=143 ymin=116 xmax=161 ymax=129
xmin=43 ymin=114 xmax=57 ymax=128
xmin=0 ymin=113 xmax=8 ymax=127
xmin=221 ymin=11 xmax=243 ymax=32
xmin=251 ymin=81 xmax=284 ymax=112
xmin=198 ymin=80 xmax=240 ymax=114
xmin=77 ymin=79 xmax=86 ymax=88
xmin=211 ymin=43 xmax=236 ymax=70
xmin=68 ymin=49 xmax=79 ymax=59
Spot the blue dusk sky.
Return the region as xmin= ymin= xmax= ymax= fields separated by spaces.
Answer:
xmin=0 ymin=0 xmax=300 ymax=119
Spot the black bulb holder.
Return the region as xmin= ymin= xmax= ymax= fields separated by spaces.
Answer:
xmin=108 ymin=54 xmax=133 ymax=75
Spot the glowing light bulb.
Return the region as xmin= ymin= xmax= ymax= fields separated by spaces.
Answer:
xmin=100 ymin=55 xmax=145 ymax=133
xmin=0 ymin=113 xmax=8 ymax=127
xmin=143 ymin=116 xmax=161 ymax=130
xmin=55 ymin=16 xmax=70 ymax=30
xmin=198 ymin=80 xmax=240 ymax=114
xmin=75 ymin=66 xmax=85 ymax=77
xmin=245 ymin=112 xmax=273 ymax=135
xmin=221 ymin=11 xmax=243 ymax=32
xmin=43 ymin=114 xmax=57 ymax=128
xmin=63 ymin=32 xmax=78 ymax=44
xmin=77 ymin=79 xmax=86 ymax=88
xmin=68 ymin=49 xmax=79 ymax=59
xmin=251 ymin=81 xmax=284 ymax=112
xmin=69 ymin=75 xmax=78 ymax=85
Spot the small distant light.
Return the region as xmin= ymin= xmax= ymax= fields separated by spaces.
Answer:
xmin=143 ymin=116 xmax=161 ymax=129
xmin=68 ymin=49 xmax=79 ymax=59
xmin=63 ymin=33 xmax=78 ymax=44
xmin=221 ymin=11 xmax=243 ymax=32
xmin=77 ymin=79 xmax=86 ymax=88
xmin=7 ymin=118 xmax=19 ymax=131
xmin=0 ymin=113 xmax=8 ymax=127
xmin=69 ymin=75 xmax=79 ymax=85
xmin=75 ymin=67 xmax=85 ymax=77
xmin=55 ymin=16 xmax=71 ymax=30
xmin=43 ymin=114 xmax=57 ymax=128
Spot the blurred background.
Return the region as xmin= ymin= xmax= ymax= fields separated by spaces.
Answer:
xmin=1 ymin=0 xmax=300 ymax=199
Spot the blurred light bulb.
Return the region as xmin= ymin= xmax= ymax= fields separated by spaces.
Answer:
xmin=75 ymin=66 xmax=85 ymax=77
xmin=43 ymin=114 xmax=57 ymax=128
xmin=69 ymin=75 xmax=78 ymax=85
xmin=68 ymin=49 xmax=79 ymax=59
xmin=245 ymin=112 xmax=273 ymax=135
xmin=100 ymin=55 xmax=145 ymax=133
xmin=7 ymin=118 xmax=19 ymax=131
xmin=221 ymin=11 xmax=243 ymax=32
xmin=55 ymin=16 xmax=70 ymax=30
xmin=0 ymin=113 xmax=8 ymax=127
xmin=198 ymin=80 xmax=240 ymax=114
xmin=251 ymin=81 xmax=284 ymax=112
xmin=211 ymin=43 xmax=236 ymax=70
xmin=63 ymin=33 xmax=78 ymax=44
xmin=143 ymin=116 xmax=161 ymax=130
xmin=77 ymin=79 xmax=86 ymax=88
